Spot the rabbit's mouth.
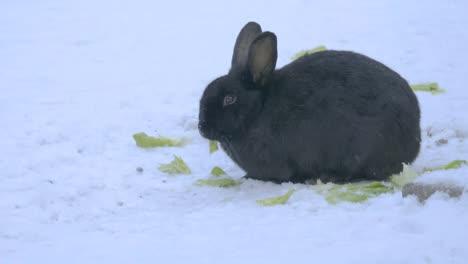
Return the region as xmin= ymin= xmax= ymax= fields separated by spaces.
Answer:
xmin=199 ymin=122 xmax=233 ymax=141
xmin=198 ymin=121 xmax=218 ymax=140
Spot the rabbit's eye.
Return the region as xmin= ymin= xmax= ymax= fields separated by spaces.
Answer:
xmin=223 ymin=95 xmax=237 ymax=106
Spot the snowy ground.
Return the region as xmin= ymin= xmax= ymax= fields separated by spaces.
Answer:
xmin=1 ymin=0 xmax=468 ymax=263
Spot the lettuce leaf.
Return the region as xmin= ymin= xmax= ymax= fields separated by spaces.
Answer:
xmin=256 ymin=189 xmax=296 ymax=206
xmin=319 ymin=182 xmax=394 ymax=205
xmin=291 ymin=46 xmax=327 ymax=60
xmin=158 ymin=156 xmax=191 ymax=174
xmin=133 ymin=132 xmax=187 ymax=148
xmin=209 ymin=140 xmax=219 ymax=154
xmin=195 ymin=178 xmax=241 ymax=187
xmin=410 ymin=83 xmax=445 ymax=95
xmin=210 ymin=166 xmax=226 ymax=177
xmin=422 ymin=159 xmax=467 ymax=173
xmin=390 ymin=164 xmax=420 ymax=188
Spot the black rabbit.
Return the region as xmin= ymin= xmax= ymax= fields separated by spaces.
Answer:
xmin=198 ymin=21 xmax=421 ymax=183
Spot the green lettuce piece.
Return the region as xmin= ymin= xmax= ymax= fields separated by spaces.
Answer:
xmin=390 ymin=164 xmax=420 ymax=188
xmin=314 ymin=160 xmax=466 ymax=205
xmin=325 ymin=190 xmax=369 ymax=204
xmin=322 ymin=182 xmax=394 ymax=205
xmin=422 ymin=159 xmax=468 ymax=173
xmin=158 ymin=156 xmax=191 ymax=174
xmin=347 ymin=182 xmax=394 ymax=195
xmin=209 ymin=140 xmax=219 ymax=154
xmin=312 ymin=165 xmax=415 ymax=204
xmin=195 ymin=178 xmax=241 ymax=187
xmin=210 ymin=166 xmax=226 ymax=177
xmin=410 ymin=83 xmax=445 ymax=95
xmin=291 ymin=46 xmax=327 ymax=60
xmin=444 ymin=160 xmax=468 ymax=169
xmin=133 ymin=132 xmax=186 ymax=148
xmin=256 ymin=189 xmax=296 ymax=206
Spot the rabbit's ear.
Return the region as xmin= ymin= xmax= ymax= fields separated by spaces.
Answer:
xmin=231 ymin=22 xmax=262 ymax=70
xmin=247 ymin=32 xmax=277 ymax=86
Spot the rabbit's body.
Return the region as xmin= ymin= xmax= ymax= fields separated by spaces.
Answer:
xmin=199 ymin=22 xmax=420 ymax=183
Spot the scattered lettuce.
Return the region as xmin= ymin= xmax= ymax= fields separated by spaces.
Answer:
xmin=313 ymin=164 xmax=414 ymax=204
xmin=210 ymin=166 xmax=226 ymax=177
xmin=195 ymin=178 xmax=241 ymax=187
xmin=158 ymin=156 xmax=191 ymax=174
xmin=209 ymin=140 xmax=219 ymax=154
xmin=315 ymin=182 xmax=394 ymax=205
xmin=316 ymin=160 xmax=466 ymax=204
xmin=133 ymin=132 xmax=187 ymax=148
xmin=325 ymin=189 xmax=369 ymax=204
xmin=422 ymin=159 xmax=467 ymax=173
xmin=291 ymin=46 xmax=327 ymax=60
xmin=256 ymin=189 xmax=296 ymax=206
xmin=410 ymin=83 xmax=445 ymax=95
xmin=443 ymin=160 xmax=468 ymax=169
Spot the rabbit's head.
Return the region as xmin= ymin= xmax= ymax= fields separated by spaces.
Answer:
xmin=198 ymin=22 xmax=277 ymax=140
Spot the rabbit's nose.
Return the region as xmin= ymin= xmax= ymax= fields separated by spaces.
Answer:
xmin=198 ymin=120 xmax=208 ymax=132
xmin=198 ymin=121 xmax=209 ymax=138
xmin=198 ymin=120 xmax=205 ymax=128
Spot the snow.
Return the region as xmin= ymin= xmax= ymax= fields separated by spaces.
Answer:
xmin=1 ymin=0 xmax=468 ymax=263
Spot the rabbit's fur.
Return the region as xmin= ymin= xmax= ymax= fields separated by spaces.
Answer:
xmin=198 ymin=22 xmax=421 ymax=183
